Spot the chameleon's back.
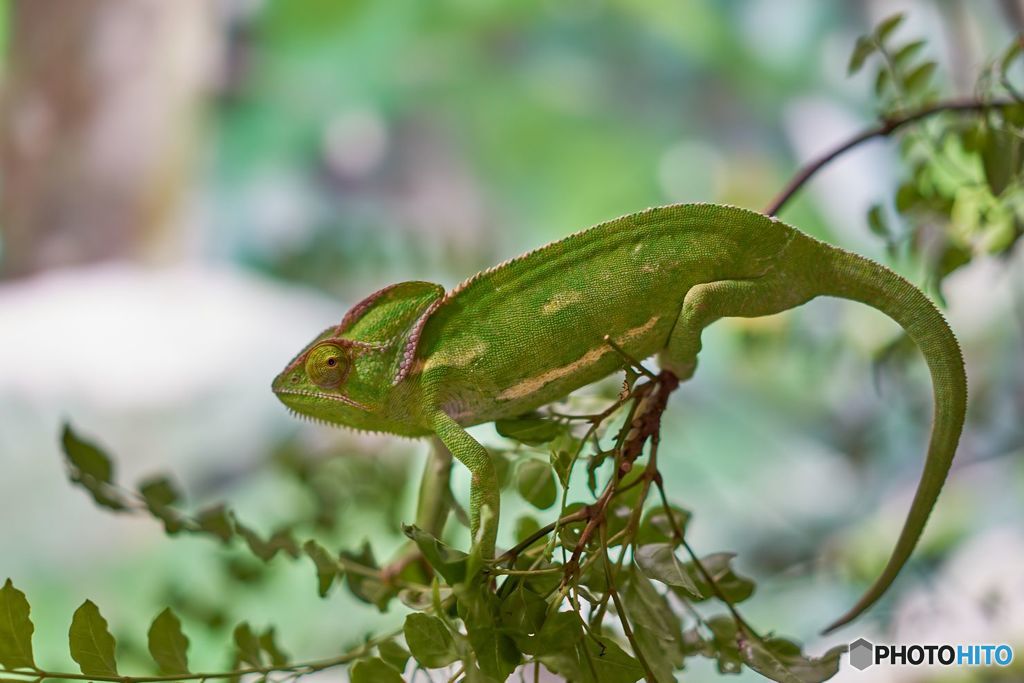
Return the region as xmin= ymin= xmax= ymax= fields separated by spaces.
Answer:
xmin=415 ymin=204 xmax=797 ymax=423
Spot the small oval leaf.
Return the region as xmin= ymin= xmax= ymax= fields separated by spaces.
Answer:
xmin=196 ymin=505 xmax=233 ymax=543
xmin=874 ymin=13 xmax=904 ymax=42
xmin=496 ymin=414 xmax=564 ymax=446
xmin=377 ymin=638 xmax=410 ymax=672
xmin=69 ymin=600 xmax=118 ymax=676
xmin=302 ymin=540 xmax=340 ymax=597
xmin=350 ymin=657 xmax=404 ymax=683
xmin=61 ymin=424 xmax=127 ymax=511
xmin=893 ymin=39 xmax=926 ymax=67
xmin=515 ymin=459 xmax=557 ymax=509
xmin=233 ymin=622 xmax=264 ymax=668
xmin=403 ymin=613 xmax=458 ymax=669
xmin=847 ymin=36 xmax=875 ymax=75
xmin=0 ymin=579 xmax=35 ymax=669
xmin=147 ymin=608 xmax=190 ymax=675
xmin=634 ymin=544 xmax=702 ymax=597
xmin=905 ymin=61 xmax=937 ymax=93
xmin=259 ymin=627 xmax=290 ymax=666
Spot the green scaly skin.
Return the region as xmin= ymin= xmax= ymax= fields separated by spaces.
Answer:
xmin=272 ymin=203 xmax=966 ymax=633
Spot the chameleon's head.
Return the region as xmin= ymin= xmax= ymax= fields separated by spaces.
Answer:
xmin=272 ymin=281 xmax=444 ymax=436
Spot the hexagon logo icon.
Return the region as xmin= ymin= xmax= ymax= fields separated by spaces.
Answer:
xmin=849 ymin=638 xmax=874 ymax=670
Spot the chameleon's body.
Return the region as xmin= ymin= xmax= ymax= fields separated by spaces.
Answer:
xmin=273 ymin=203 xmax=966 ymax=632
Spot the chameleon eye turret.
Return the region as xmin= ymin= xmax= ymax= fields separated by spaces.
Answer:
xmin=305 ymin=343 xmax=348 ymax=388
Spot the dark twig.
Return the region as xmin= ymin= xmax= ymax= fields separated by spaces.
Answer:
xmin=766 ymin=98 xmax=1019 ymax=216
xmin=561 ymin=370 xmax=680 ymax=584
xmin=602 ymin=335 xmax=658 ymax=379
xmin=600 ymin=523 xmax=658 ymax=683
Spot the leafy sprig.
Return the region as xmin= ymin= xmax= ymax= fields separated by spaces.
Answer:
xmin=7 ymin=357 xmax=844 ymax=683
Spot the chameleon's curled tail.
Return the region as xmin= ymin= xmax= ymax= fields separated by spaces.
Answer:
xmin=816 ymin=247 xmax=967 ymax=634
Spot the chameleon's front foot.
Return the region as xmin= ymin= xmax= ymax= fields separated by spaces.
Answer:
xmin=430 ymin=410 xmax=500 ymax=558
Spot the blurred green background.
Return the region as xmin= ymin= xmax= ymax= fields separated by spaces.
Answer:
xmin=1 ymin=1 xmax=1022 ymax=681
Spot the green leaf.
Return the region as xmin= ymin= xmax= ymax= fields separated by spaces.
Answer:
xmin=874 ymin=13 xmax=904 ymax=42
xmin=893 ymin=39 xmax=926 ymax=67
xmin=196 ymin=505 xmax=233 ymax=543
xmin=621 ymin=571 xmax=684 ymax=682
xmin=350 ymin=657 xmax=404 ymax=683
xmin=866 ymin=204 xmax=890 ymax=239
xmin=460 ymin=588 xmax=521 ymax=681
xmin=403 ymin=613 xmax=458 ymax=668
xmin=741 ymin=637 xmax=846 ymax=683
xmin=302 ymin=540 xmax=340 ymax=597
xmin=514 ymin=515 xmax=541 ymax=544
xmin=532 ymin=612 xmax=585 ymax=675
xmin=496 ymin=414 xmax=564 ymax=445
xmin=705 ymin=615 xmax=743 ymax=674
xmin=69 ymin=600 xmax=118 ymax=676
xmin=499 ymin=584 xmax=548 ymax=636
xmin=637 ymin=547 xmax=754 ymax=604
xmin=0 ymin=579 xmax=35 ymax=669
xmin=686 ymin=553 xmax=756 ymax=604
xmin=341 ymin=542 xmax=393 ymax=610
xmin=634 ymin=544 xmax=701 ymax=598
xmin=138 ymin=477 xmax=185 ymax=535
xmin=847 ymin=36 xmax=875 ymax=75
xmin=402 ymin=525 xmax=468 ymax=584
xmin=635 ymin=506 xmax=690 ymax=545
xmin=490 ymin=450 xmax=514 ymax=489
xmin=874 ymin=68 xmax=891 ymax=96
xmin=980 ymin=128 xmax=1017 ymax=196
xmin=516 ymin=459 xmax=558 ymax=509
xmin=895 ymin=182 xmax=919 ymax=213
xmin=556 ymin=502 xmax=588 ymax=548
xmin=237 ymin=523 xmax=299 ymax=562
xmin=534 ymin=611 xmax=583 ymax=653
xmin=147 ymin=608 xmax=189 ymax=675
xmin=61 ymin=423 xmax=127 ymax=511
xmin=582 ymin=635 xmax=646 ymax=683
xmin=259 ymin=627 xmax=290 ymax=666
xmin=904 ymin=61 xmax=936 ymax=93
xmin=548 ymin=436 xmax=581 ymax=489
xmin=233 ymin=622 xmax=263 ymax=667
xmin=138 ymin=476 xmax=180 ymax=507
xmin=377 ymin=638 xmax=410 ymax=672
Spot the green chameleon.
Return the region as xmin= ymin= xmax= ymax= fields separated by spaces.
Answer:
xmin=273 ymin=203 xmax=966 ymax=633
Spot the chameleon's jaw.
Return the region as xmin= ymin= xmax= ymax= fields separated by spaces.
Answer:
xmin=273 ymin=387 xmax=372 ymax=414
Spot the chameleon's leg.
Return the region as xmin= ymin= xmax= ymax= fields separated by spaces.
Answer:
xmin=429 ymin=410 xmax=499 ymax=557
xmin=415 ymin=437 xmax=453 ymax=537
xmin=660 ymin=277 xmax=812 ymax=378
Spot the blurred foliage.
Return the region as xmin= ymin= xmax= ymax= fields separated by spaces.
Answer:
xmin=211 ymin=0 xmax=829 ymax=293
xmin=5 ymin=376 xmax=847 ymax=682
xmin=850 ymin=14 xmax=1024 ymax=302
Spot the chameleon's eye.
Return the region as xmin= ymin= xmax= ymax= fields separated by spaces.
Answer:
xmin=306 ymin=344 xmax=348 ymax=388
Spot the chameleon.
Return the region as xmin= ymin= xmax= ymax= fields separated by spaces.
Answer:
xmin=272 ymin=203 xmax=966 ymax=633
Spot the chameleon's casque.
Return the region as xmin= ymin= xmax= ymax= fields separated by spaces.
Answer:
xmin=273 ymin=203 xmax=966 ymax=633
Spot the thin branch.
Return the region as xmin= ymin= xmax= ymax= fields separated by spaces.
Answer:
xmin=765 ymin=97 xmax=1019 ymax=216
xmin=600 ymin=524 xmax=657 ymax=683
xmin=1 ymin=631 xmax=398 ymax=683
xmin=602 ymin=335 xmax=658 ymax=379
xmin=495 ymin=507 xmax=590 ymax=565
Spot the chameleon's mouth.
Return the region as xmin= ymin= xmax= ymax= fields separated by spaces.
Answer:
xmin=273 ymin=387 xmax=372 ymax=412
